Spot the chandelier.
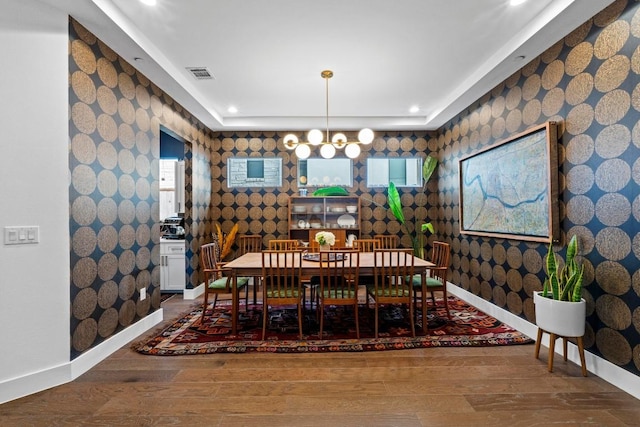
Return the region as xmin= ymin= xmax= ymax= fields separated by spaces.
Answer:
xmin=283 ymin=70 xmax=374 ymax=159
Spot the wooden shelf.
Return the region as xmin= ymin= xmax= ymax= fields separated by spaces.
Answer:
xmin=288 ymin=196 xmax=360 ymax=246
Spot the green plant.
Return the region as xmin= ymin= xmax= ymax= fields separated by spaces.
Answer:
xmin=387 ymin=155 xmax=438 ymax=258
xmin=542 ymin=235 xmax=584 ymax=302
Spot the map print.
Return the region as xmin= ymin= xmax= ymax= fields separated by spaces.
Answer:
xmin=461 ymin=128 xmax=550 ymax=238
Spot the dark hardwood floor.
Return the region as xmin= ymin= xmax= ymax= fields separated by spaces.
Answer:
xmin=1 ymin=294 xmax=638 ymax=426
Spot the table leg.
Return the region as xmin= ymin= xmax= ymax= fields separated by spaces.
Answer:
xmin=421 ymin=271 xmax=428 ymax=333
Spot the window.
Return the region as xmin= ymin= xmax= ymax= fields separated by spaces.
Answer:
xmin=366 ymin=158 xmax=422 ymax=187
xmin=298 ymin=158 xmax=353 ymax=187
xmin=227 ymin=158 xmax=282 ymax=188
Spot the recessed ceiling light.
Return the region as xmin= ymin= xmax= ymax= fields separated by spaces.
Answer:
xmin=140 ymin=0 xmax=157 ymax=6
xmin=409 ymin=106 xmax=420 ymax=114
xmin=510 ymin=0 xmax=527 ymax=5
xmin=228 ymin=106 xmax=238 ymax=114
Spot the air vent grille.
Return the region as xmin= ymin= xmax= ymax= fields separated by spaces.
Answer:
xmin=186 ymin=67 xmax=214 ymax=80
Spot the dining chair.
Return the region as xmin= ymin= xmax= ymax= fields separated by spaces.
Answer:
xmin=268 ymin=239 xmax=299 ymax=250
xmin=353 ymin=238 xmax=380 ymax=252
xmin=409 ymin=241 xmax=451 ymax=319
xmin=352 ymin=239 xmax=380 ymax=286
xmin=374 ymin=234 xmax=399 ymax=249
xmin=200 ymin=242 xmax=249 ymax=322
xmin=237 ymin=234 xmax=262 ymax=255
xmin=367 ymin=248 xmax=415 ymax=338
xmin=261 ymin=250 xmax=304 ymax=339
xmin=315 ymin=249 xmax=361 ymax=339
xmin=236 ymin=234 xmax=263 ymax=304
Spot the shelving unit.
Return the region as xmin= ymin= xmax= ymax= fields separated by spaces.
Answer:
xmin=288 ymin=196 xmax=360 ymax=246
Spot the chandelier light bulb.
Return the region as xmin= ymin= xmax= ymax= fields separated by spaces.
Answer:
xmin=358 ymin=128 xmax=374 ymax=144
xmin=331 ymin=133 xmax=347 ymax=149
xmin=283 ymin=134 xmax=298 ymax=150
xmin=308 ymin=129 xmax=323 ymax=145
xmin=320 ymin=143 xmax=336 ymax=159
xmin=345 ymin=143 xmax=361 ymax=159
xmin=295 ymin=144 xmax=311 ymax=159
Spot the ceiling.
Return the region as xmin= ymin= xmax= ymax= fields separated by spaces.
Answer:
xmin=42 ymin=0 xmax=614 ymax=132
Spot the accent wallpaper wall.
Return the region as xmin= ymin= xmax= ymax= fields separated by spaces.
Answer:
xmin=438 ymin=0 xmax=640 ymax=376
xmin=68 ymin=19 xmax=215 ymax=358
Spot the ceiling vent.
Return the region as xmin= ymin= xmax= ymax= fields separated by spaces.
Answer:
xmin=186 ymin=67 xmax=214 ymax=80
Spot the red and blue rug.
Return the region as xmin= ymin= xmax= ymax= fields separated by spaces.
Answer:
xmin=135 ymin=297 xmax=532 ymax=355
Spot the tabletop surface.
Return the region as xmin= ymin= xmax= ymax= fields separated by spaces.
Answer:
xmin=224 ymin=251 xmax=434 ymax=272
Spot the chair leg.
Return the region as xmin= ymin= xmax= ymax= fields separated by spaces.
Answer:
xmin=201 ymin=291 xmax=209 ymax=322
xmin=354 ymin=303 xmax=360 ymax=339
xmin=297 ymin=302 xmax=303 ymax=340
xmin=408 ymin=302 xmax=415 ymax=337
xmin=442 ymin=290 xmax=451 ymax=319
xmin=262 ymin=300 xmax=268 ymax=340
xmin=319 ymin=302 xmax=324 ymax=339
xmin=252 ymin=278 xmax=258 ymax=305
xmin=374 ymin=303 xmax=379 ymax=338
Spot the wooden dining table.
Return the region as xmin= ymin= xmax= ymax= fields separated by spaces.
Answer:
xmin=222 ymin=251 xmax=435 ymax=335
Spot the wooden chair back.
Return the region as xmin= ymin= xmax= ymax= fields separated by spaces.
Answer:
xmin=369 ymin=248 xmax=416 ymax=337
xmin=200 ymin=242 xmax=225 ymax=284
xmin=429 ymin=241 xmax=451 ymax=284
xmin=268 ymin=239 xmax=299 ymax=250
xmin=236 ymin=234 xmax=262 ymax=256
xmin=261 ymin=250 xmax=303 ymax=304
xmin=317 ymin=249 xmax=360 ymax=338
xmin=200 ymin=241 xmax=250 ymax=321
xmin=374 ymin=234 xmax=399 ymax=249
xmin=261 ymin=250 xmax=304 ymax=339
xmin=353 ymin=239 xmax=380 ymax=252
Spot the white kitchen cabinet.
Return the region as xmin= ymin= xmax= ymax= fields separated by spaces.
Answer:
xmin=160 ymin=240 xmax=185 ymax=291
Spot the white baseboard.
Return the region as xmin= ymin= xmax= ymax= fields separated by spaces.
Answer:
xmin=448 ymin=285 xmax=640 ymax=401
xmin=184 ymin=283 xmax=204 ymax=300
xmin=0 ymin=308 xmax=164 ymax=405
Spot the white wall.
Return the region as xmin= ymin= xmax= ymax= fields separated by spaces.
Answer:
xmin=0 ymin=0 xmax=71 ymax=402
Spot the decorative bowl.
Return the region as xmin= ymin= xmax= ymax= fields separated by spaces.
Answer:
xmin=346 ymin=206 xmax=357 ymax=213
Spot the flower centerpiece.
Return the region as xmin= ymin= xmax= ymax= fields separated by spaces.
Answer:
xmin=315 ymin=231 xmax=336 ymax=250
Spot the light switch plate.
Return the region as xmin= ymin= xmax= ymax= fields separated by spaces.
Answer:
xmin=4 ymin=226 xmax=39 ymax=245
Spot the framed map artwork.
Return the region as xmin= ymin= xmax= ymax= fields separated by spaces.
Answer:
xmin=459 ymin=122 xmax=559 ymax=243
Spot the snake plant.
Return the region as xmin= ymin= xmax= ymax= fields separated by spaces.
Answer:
xmin=542 ymin=235 xmax=584 ymax=302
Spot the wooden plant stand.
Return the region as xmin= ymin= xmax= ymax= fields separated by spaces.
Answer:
xmin=535 ymin=328 xmax=587 ymax=377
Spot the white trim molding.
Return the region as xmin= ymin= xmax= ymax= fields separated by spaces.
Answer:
xmin=448 ymin=284 xmax=640 ymax=401
xmin=0 ymin=309 xmax=163 ymax=404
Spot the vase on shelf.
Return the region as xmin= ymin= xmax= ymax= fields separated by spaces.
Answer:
xmin=320 ymin=244 xmax=331 ymax=251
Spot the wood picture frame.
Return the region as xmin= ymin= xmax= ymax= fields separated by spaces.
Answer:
xmin=458 ymin=122 xmax=559 ymax=243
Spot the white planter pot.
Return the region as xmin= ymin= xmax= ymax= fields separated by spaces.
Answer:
xmin=534 ymin=291 xmax=586 ymax=337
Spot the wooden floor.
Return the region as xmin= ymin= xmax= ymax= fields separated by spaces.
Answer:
xmin=1 ymin=294 xmax=638 ymax=426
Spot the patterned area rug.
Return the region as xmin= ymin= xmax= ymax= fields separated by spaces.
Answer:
xmin=135 ymin=297 xmax=532 ymax=355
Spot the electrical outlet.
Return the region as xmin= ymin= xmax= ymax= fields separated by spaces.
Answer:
xmin=140 ymin=287 xmax=146 ymax=300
